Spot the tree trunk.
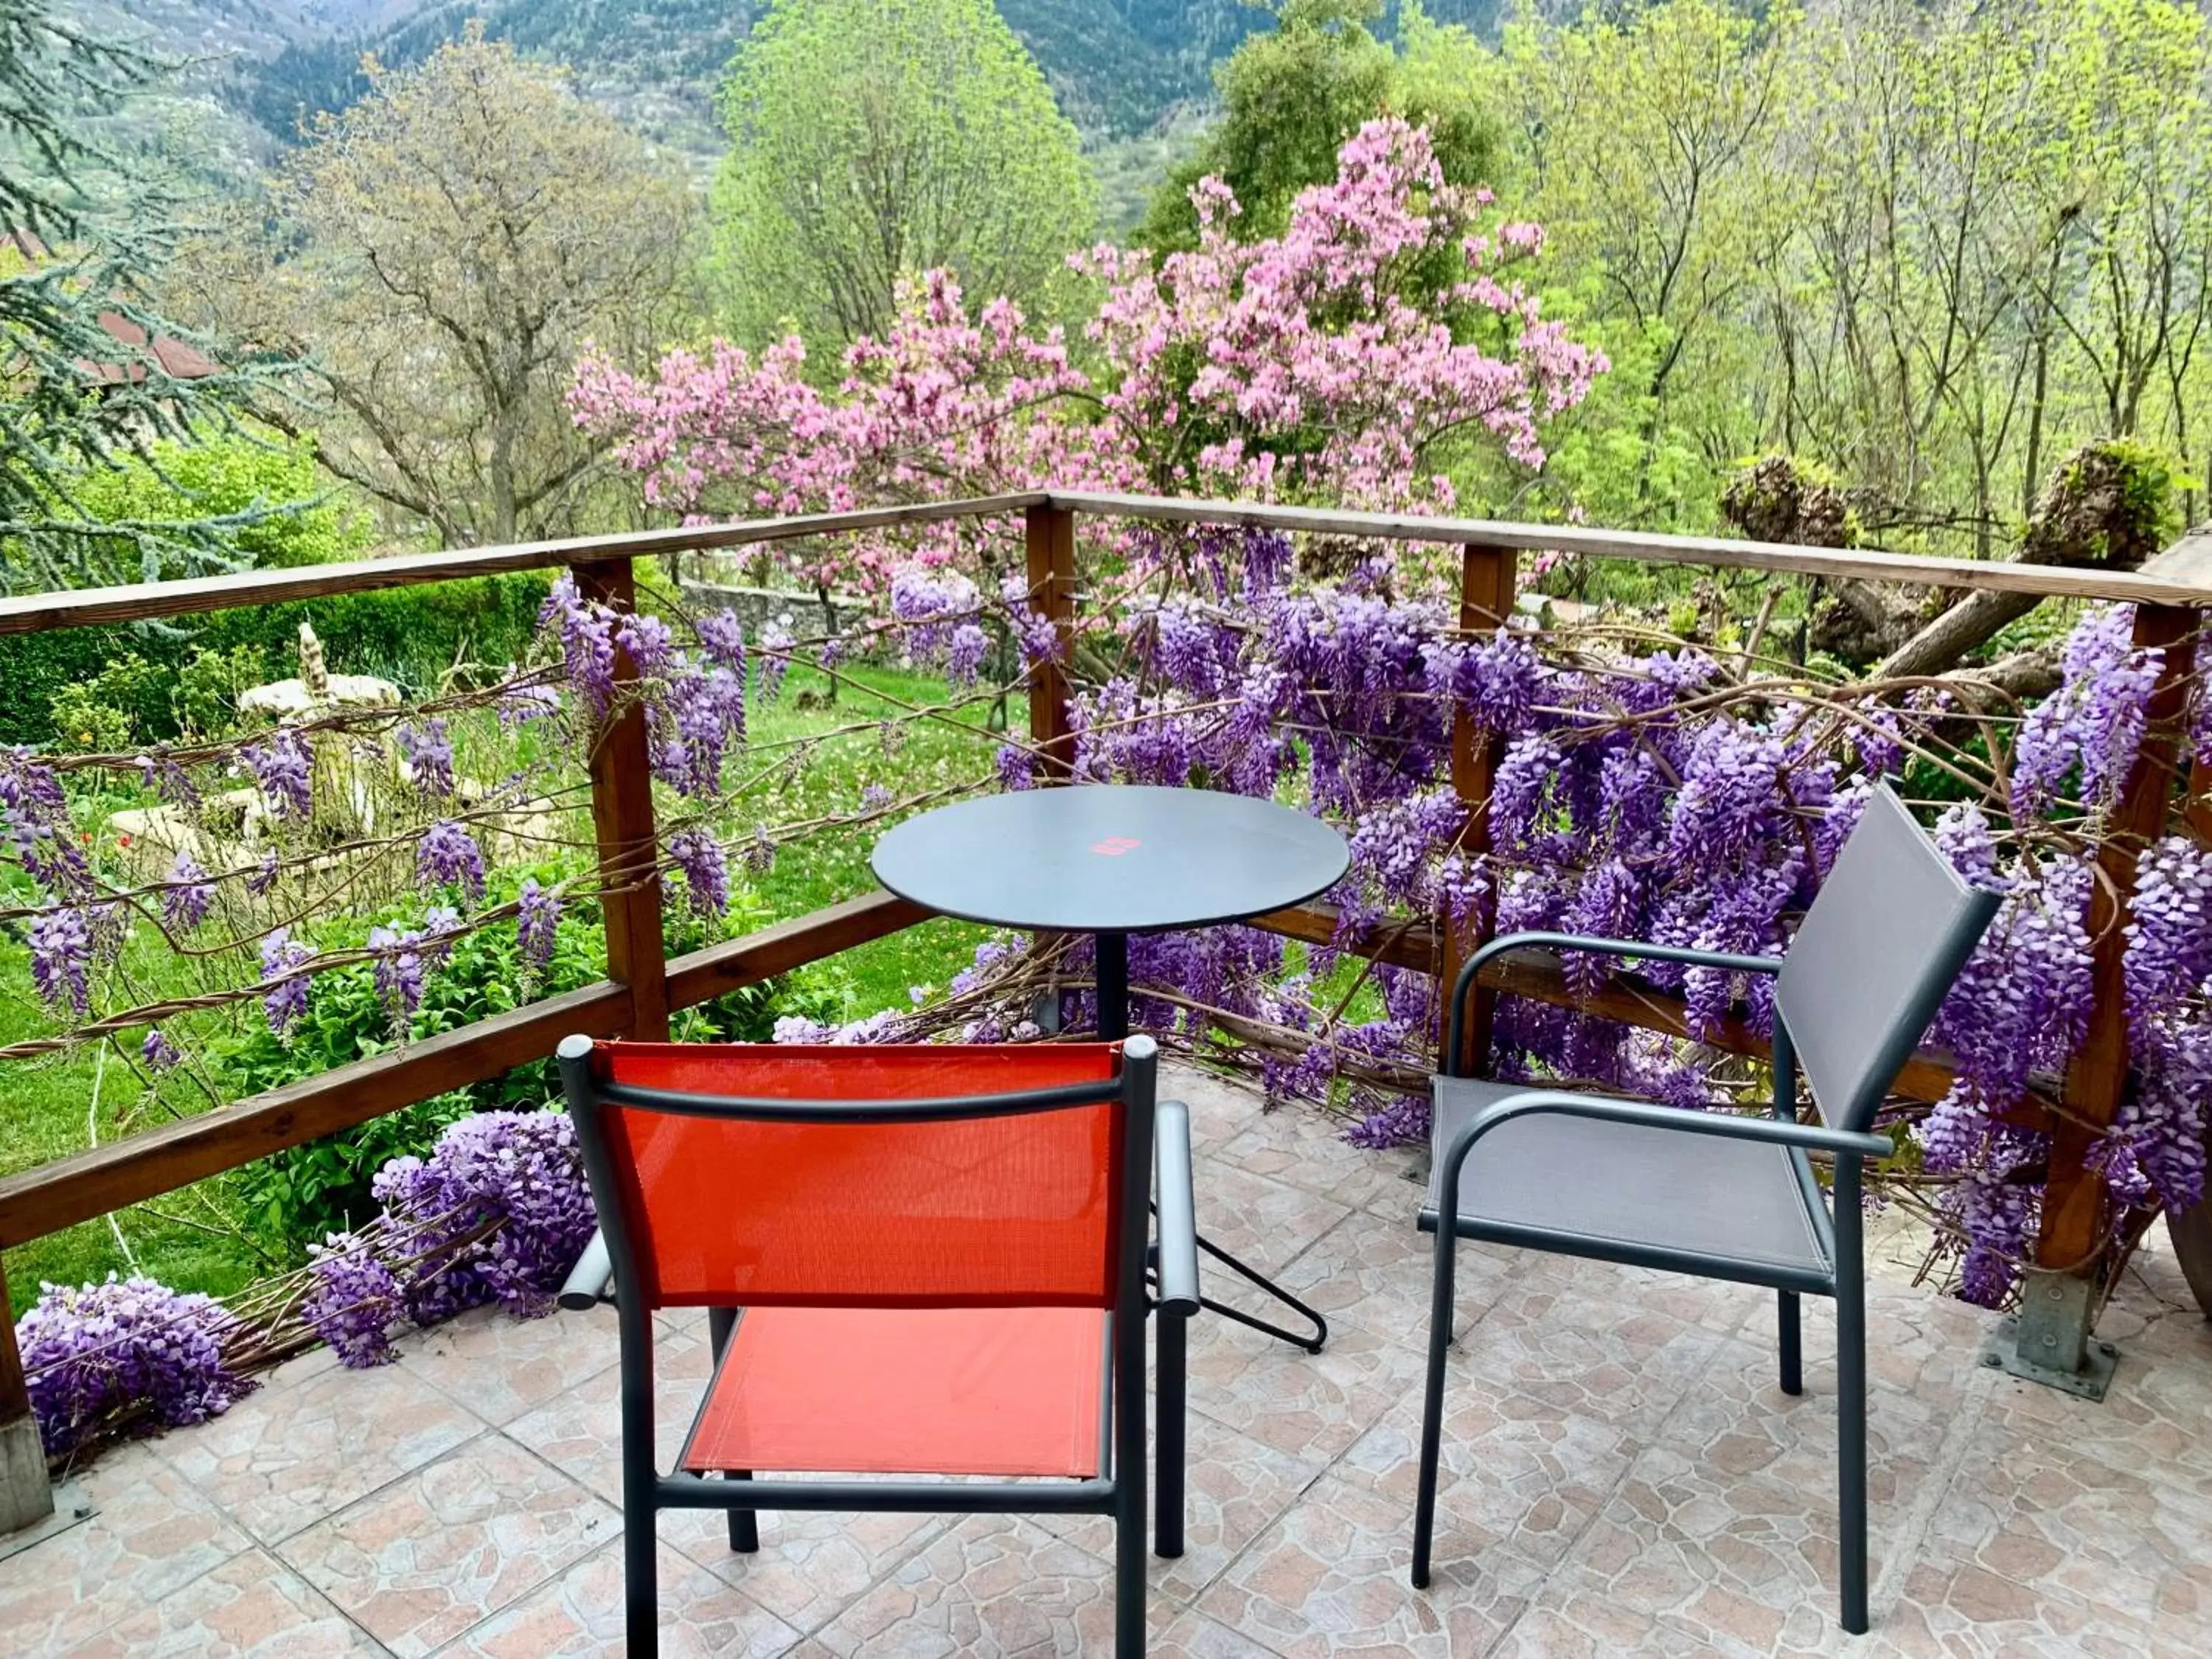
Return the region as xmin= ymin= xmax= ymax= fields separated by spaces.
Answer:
xmin=1877 ymin=589 xmax=2040 ymax=682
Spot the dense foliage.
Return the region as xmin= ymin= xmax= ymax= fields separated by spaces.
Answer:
xmin=1141 ymin=1 xmax=1500 ymax=253
xmin=709 ymin=0 xmax=1099 ymax=350
xmin=181 ymin=29 xmax=698 ymax=548
xmin=1479 ymin=0 xmax=2212 ymax=545
xmin=580 ymin=119 xmax=1604 ymax=591
xmin=0 ymin=0 xmax=299 ymax=593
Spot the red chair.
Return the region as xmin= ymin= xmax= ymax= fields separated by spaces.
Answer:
xmin=554 ymin=1032 xmax=1197 ymax=1659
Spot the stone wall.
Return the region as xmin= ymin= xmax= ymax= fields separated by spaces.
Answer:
xmin=675 ymin=580 xmax=878 ymax=651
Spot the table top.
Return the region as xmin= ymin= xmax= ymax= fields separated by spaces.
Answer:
xmin=870 ymin=784 xmax=1350 ymax=934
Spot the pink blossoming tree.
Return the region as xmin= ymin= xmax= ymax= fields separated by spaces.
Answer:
xmin=571 ymin=120 xmax=1609 ymax=591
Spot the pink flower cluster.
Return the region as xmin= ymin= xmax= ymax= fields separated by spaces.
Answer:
xmin=571 ymin=121 xmax=1607 ymax=591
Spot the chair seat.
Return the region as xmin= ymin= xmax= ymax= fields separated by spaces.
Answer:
xmin=681 ymin=1306 xmax=1107 ymax=1479
xmin=1423 ymin=1077 xmax=1832 ymax=1283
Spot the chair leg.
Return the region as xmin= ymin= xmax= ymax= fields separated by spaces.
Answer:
xmin=726 ymin=1471 xmax=758 ymax=1554
xmin=1155 ymin=1310 xmax=1186 ymax=1559
xmin=1116 ymin=1472 xmax=1146 ymax=1659
xmin=1838 ymin=1270 xmax=1869 ymax=1635
xmin=625 ymin=1497 xmax=658 ymax=1659
xmin=1778 ymin=1290 xmax=1803 ymax=1397
xmin=1410 ymin=1225 xmax=1458 ymax=1590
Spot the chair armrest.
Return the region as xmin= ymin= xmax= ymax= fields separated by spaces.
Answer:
xmin=1153 ymin=1101 xmax=1200 ymax=1318
xmin=1434 ymin=1087 xmax=1892 ymax=1213
xmin=557 ymin=1228 xmax=614 ymax=1312
xmin=1446 ymin=931 xmax=1784 ymax=1077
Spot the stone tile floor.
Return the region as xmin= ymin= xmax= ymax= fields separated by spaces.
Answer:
xmin=6 ymin=1062 xmax=2211 ymax=1657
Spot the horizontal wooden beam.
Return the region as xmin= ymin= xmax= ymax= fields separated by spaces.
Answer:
xmin=1251 ymin=906 xmax=1985 ymax=1110
xmin=0 ymin=494 xmax=1048 ymax=636
xmin=0 ymin=979 xmax=633 ymax=1249
xmin=5 ymin=488 xmax=2205 ymax=641
xmin=0 ymin=893 xmax=934 ymax=1249
xmin=1247 ymin=901 xmax=1441 ymax=973
xmin=1047 ymin=491 xmax=2212 ymax=609
xmin=665 ymin=889 xmax=930 ymax=1009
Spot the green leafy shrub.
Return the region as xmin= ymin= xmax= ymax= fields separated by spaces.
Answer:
xmin=172 ymin=644 xmax=270 ymax=740
xmin=0 ymin=571 xmax=553 ymax=747
xmin=68 ymin=436 xmax=371 ymax=573
xmin=215 ymin=866 xmax=608 ymax=1251
xmin=47 ymin=653 xmax=167 ymax=751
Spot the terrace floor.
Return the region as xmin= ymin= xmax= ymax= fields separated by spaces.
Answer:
xmin=4 ymin=1063 xmax=2209 ymax=1658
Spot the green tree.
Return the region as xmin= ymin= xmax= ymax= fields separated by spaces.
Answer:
xmin=1487 ymin=0 xmax=1787 ymax=525
xmin=181 ymin=29 xmax=697 ymax=549
xmin=1140 ymin=1 xmax=1500 ymax=254
xmin=709 ymin=0 xmax=1099 ymax=351
xmin=0 ymin=0 xmax=291 ymax=593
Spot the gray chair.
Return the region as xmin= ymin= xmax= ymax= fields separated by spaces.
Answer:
xmin=1411 ymin=782 xmax=1998 ymax=1635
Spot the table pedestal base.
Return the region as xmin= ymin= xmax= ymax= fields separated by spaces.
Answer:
xmin=1096 ymin=932 xmax=1332 ymax=1361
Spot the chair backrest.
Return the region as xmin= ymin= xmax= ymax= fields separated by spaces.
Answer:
xmin=1775 ymin=782 xmax=2001 ymax=1133
xmin=557 ymin=1037 xmax=1151 ymax=1313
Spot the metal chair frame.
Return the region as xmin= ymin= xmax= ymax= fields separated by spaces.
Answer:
xmin=556 ymin=1032 xmax=1198 ymax=1659
xmin=1413 ymin=785 xmax=2000 ymax=1635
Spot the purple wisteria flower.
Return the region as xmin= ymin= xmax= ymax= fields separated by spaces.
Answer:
xmin=5 ymin=750 xmax=91 ymax=898
xmin=136 ymin=750 xmax=201 ymax=811
xmin=756 ymin=619 xmax=794 ymax=703
xmin=538 ymin=574 xmax=619 ymax=713
xmin=161 ymin=852 xmax=215 ymax=932
xmin=368 ymin=913 xmax=456 ymax=1032
xmin=242 ymin=728 xmax=313 ymax=820
xmin=995 ymin=743 xmax=1035 ymax=792
xmin=696 ymin=608 xmax=747 ymax=672
xmin=2010 ymin=604 xmax=2161 ymax=816
xmin=616 ymin=612 xmax=674 ymax=678
xmin=260 ymin=928 xmax=313 ymax=1037
xmin=744 ymin=825 xmax=776 ymax=874
xmin=395 ymin=719 xmax=455 ymax=799
xmin=999 ymin=574 xmax=1062 ymax=664
xmin=246 ymin=848 xmax=282 ymax=897
xmin=416 ymin=819 xmax=487 ymax=902
xmin=497 ymin=682 xmax=563 ymax=728
xmin=516 ymin=878 xmax=560 ymax=973
xmin=371 ymin=1110 xmax=597 ymax=1321
xmin=945 ymin=623 xmax=990 ymax=686
xmin=2122 ymin=835 xmax=2212 ymax=1036
xmin=666 ymin=827 xmax=729 ymax=919
xmin=16 ymin=1275 xmax=254 ymax=1454
xmin=302 ymin=1235 xmax=407 ymax=1368
xmin=29 ymin=905 xmax=91 ymax=1014
xmin=653 ymin=663 xmax=746 ymax=797
xmin=141 ymin=1028 xmax=182 ymax=1072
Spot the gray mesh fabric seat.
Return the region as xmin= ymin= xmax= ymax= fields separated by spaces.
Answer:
xmin=1410 ymin=785 xmax=2000 ymax=1636
xmin=1425 ymin=1078 xmax=1829 ymax=1281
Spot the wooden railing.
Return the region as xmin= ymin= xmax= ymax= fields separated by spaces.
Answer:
xmin=2 ymin=490 xmax=2208 ymax=1527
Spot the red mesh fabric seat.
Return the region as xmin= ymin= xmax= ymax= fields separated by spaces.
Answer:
xmin=594 ymin=1042 xmax=1124 ymax=1310
xmin=682 ymin=1307 xmax=1107 ymax=1478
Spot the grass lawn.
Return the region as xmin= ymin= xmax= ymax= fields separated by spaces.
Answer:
xmin=2 ymin=658 xmax=1006 ymax=1315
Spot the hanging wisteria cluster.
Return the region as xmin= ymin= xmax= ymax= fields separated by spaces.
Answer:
xmin=784 ymin=526 xmax=2212 ymax=1312
xmin=15 ymin=1109 xmax=596 ymax=1452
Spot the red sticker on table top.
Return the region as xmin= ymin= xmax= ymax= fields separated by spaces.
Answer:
xmin=1090 ymin=836 xmax=1142 ymax=856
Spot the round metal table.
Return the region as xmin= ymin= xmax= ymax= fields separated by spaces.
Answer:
xmin=872 ymin=783 xmax=1351 ymax=1346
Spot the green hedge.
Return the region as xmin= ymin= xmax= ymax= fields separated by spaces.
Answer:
xmin=0 ymin=572 xmax=553 ymax=747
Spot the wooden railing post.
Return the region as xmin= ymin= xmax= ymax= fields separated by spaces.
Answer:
xmin=1439 ymin=546 xmax=1520 ymax=1072
xmin=577 ymin=557 xmax=670 ymax=1042
xmin=0 ymin=1257 xmax=55 ymax=1535
xmin=2011 ymin=602 xmax=2199 ymax=1394
xmin=1023 ymin=504 xmax=1077 ymax=779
